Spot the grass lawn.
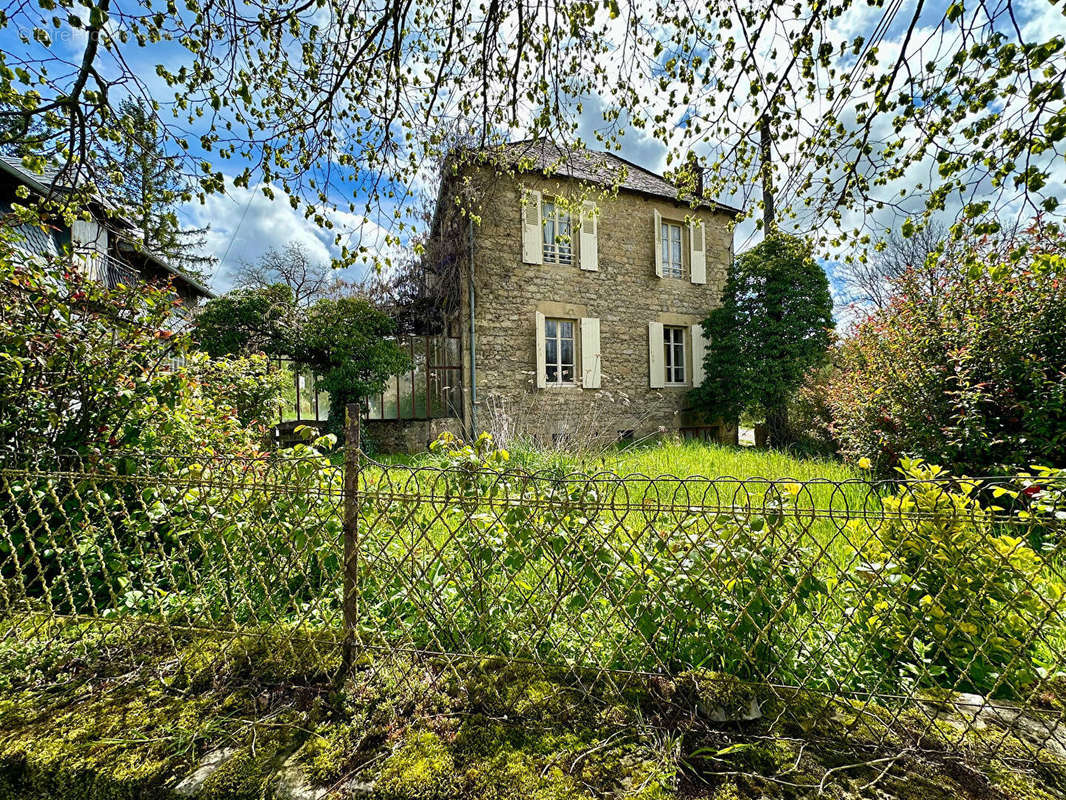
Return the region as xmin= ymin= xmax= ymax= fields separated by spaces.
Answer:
xmin=379 ymin=437 xmax=877 ymax=529
xmin=388 ymin=436 xmax=862 ymax=481
xmin=607 ymin=439 xmax=861 ymax=482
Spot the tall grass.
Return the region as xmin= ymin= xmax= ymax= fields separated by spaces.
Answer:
xmin=396 ymin=437 xmax=861 ymax=482
xmin=608 ymin=439 xmax=861 ymax=482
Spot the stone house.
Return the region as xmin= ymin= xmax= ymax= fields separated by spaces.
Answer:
xmin=389 ymin=140 xmax=740 ymax=448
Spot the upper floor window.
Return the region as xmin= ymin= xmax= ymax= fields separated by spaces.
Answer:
xmin=544 ymin=317 xmax=576 ymax=385
xmin=660 ymin=221 xmax=683 ymax=278
xmin=542 ymin=201 xmax=573 ymax=265
xmin=664 ymin=325 xmax=686 ymax=385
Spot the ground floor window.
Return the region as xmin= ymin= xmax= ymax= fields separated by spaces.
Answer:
xmin=664 ymin=325 xmax=686 ymax=385
xmin=544 ymin=317 xmax=576 ymax=385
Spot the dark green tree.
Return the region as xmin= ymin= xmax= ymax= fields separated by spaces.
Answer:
xmin=193 ymin=284 xmax=296 ymax=358
xmin=112 ymin=99 xmax=215 ymax=281
xmin=693 ymin=233 xmax=833 ymax=447
xmin=290 ymin=297 xmax=411 ymax=434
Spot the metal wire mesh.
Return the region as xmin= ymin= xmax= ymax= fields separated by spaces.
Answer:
xmin=2 ymin=442 xmax=1066 ymax=768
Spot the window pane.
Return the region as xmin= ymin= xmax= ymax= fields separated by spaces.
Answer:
xmin=367 ymin=393 xmax=382 ymax=419
xmin=559 ymin=211 xmax=571 ymax=261
xmin=546 ymin=364 xmax=558 ymax=383
xmin=546 ymin=337 xmax=557 ymax=366
xmin=412 ymin=346 xmax=427 ymax=418
xmin=561 ymin=365 xmax=574 ymax=383
xmin=382 ymin=375 xmax=399 ymax=419
xmin=560 ymin=337 xmax=573 ymax=366
xmin=545 ymin=318 xmax=557 ymax=338
xmin=445 ymin=368 xmax=462 ymax=416
xmin=543 ymin=201 xmax=556 ymax=257
xmin=559 ymin=320 xmax=573 ymax=339
xmin=399 ymin=366 xmax=413 ymax=418
xmin=446 ymin=336 xmax=461 ymax=366
xmin=317 ymin=385 xmax=330 ymax=422
xmin=431 ymin=368 xmax=461 ymax=417
xmin=664 ymin=328 xmax=686 ymax=383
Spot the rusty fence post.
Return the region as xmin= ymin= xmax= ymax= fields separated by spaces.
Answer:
xmin=342 ymin=403 xmax=361 ymax=674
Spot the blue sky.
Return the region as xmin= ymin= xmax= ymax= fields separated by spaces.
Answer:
xmin=2 ymin=0 xmax=1062 ymax=306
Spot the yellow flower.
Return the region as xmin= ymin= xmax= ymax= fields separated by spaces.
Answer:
xmin=857 ymin=457 xmax=872 ymax=470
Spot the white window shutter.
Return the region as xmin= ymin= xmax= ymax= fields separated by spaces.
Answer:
xmin=71 ymin=219 xmax=103 ymax=280
xmin=653 ymin=209 xmax=663 ymax=278
xmin=522 ymin=190 xmax=543 ymax=265
xmin=535 ymin=311 xmax=546 ymax=389
xmin=579 ymin=200 xmax=598 ymax=271
xmin=690 ymin=219 xmax=706 ymax=285
xmin=690 ymin=323 xmax=708 ymax=386
xmin=648 ymin=321 xmax=665 ymax=388
xmin=580 ymin=317 xmax=601 ymax=388
xmin=71 ymin=218 xmax=98 ymax=248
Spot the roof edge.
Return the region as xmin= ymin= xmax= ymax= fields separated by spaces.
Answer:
xmin=2 ymin=158 xmax=214 ymax=299
xmin=472 ymin=139 xmax=744 ymax=217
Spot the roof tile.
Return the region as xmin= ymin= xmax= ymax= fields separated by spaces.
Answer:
xmin=492 ymin=140 xmax=741 ymax=215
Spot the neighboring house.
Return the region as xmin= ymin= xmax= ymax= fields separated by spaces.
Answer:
xmin=388 ymin=140 xmax=740 ymax=449
xmin=0 ymin=157 xmax=213 ymax=308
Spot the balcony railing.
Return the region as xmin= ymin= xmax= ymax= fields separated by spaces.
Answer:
xmin=96 ymin=253 xmax=141 ymax=289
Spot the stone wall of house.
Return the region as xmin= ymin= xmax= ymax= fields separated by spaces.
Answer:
xmin=364 ymin=418 xmax=464 ymax=455
xmin=459 ymin=171 xmax=737 ymax=443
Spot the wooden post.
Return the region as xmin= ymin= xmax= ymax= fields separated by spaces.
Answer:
xmin=342 ymin=403 xmax=361 ymax=673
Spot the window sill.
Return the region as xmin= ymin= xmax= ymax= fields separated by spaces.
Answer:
xmin=664 ymin=383 xmax=690 ymax=388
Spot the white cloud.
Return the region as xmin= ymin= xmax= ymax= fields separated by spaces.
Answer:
xmin=182 ymin=179 xmax=403 ymax=293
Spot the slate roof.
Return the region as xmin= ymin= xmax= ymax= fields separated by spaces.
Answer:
xmin=492 ymin=140 xmax=742 ymax=216
xmin=8 ymin=221 xmax=60 ymax=258
xmin=0 ymin=156 xmax=124 ymax=214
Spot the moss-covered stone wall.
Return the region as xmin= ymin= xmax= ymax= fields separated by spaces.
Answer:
xmin=3 ymin=618 xmax=1065 ymax=800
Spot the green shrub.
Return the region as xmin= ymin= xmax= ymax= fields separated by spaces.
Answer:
xmin=853 ymin=459 xmax=1061 ymax=698
xmin=290 ymin=295 xmax=411 ymax=435
xmin=693 ymin=232 xmax=834 ymax=448
xmin=184 ymin=351 xmax=286 ymax=427
xmin=192 ymin=283 xmax=295 ymax=357
xmin=0 ymin=243 xmax=276 ymax=464
xmin=828 ymin=223 xmax=1066 ymax=474
xmin=0 ymin=244 xmax=287 ymax=611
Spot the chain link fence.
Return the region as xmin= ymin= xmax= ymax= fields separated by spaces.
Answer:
xmin=2 ymin=420 xmax=1066 ymax=767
